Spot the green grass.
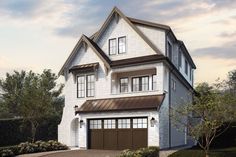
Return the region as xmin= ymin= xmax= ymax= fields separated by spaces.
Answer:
xmin=168 ymin=146 xmax=236 ymax=157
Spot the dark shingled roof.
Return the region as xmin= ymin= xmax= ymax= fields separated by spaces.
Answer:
xmin=76 ymin=94 xmax=165 ymax=113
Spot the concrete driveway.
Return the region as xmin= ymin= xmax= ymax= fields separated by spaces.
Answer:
xmin=19 ymin=150 xmax=121 ymax=157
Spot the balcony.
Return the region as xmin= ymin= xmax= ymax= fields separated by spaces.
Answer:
xmin=111 ymin=68 xmax=162 ymax=97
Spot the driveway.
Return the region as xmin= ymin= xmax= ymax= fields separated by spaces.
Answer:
xmin=19 ymin=150 xmax=121 ymax=157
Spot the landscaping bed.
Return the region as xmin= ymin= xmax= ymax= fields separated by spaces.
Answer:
xmin=118 ymin=146 xmax=159 ymax=157
xmin=168 ymin=146 xmax=236 ymax=157
xmin=0 ymin=140 xmax=68 ymax=157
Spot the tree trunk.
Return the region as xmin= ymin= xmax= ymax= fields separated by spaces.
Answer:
xmin=30 ymin=121 xmax=37 ymax=143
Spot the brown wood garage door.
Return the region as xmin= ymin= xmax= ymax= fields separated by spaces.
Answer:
xmin=88 ymin=118 xmax=147 ymax=150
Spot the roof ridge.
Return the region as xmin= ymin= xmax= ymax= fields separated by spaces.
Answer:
xmin=127 ymin=17 xmax=171 ymax=30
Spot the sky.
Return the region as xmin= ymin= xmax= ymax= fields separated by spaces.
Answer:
xmin=0 ymin=0 xmax=236 ymax=85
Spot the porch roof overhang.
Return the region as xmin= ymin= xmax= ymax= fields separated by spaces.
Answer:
xmin=69 ymin=62 xmax=99 ymax=74
xmin=76 ymin=94 xmax=165 ymax=114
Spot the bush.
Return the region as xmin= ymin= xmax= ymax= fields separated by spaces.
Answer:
xmin=0 ymin=140 xmax=68 ymax=156
xmin=119 ymin=146 xmax=159 ymax=157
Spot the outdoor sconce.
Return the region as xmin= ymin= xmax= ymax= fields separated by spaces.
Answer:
xmin=79 ymin=120 xmax=84 ymax=128
xmin=74 ymin=105 xmax=79 ymax=115
xmin=150 ymin=117 xmax=156 ymax=127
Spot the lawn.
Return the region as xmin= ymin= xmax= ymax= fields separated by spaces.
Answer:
xmin=168 ymin=146 xmax=236 ymax=157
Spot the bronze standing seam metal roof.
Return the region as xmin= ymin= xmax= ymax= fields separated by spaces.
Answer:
xmin=69 ymin=62 xmax=99 ymax=73
xmin=77 ymin=94 xmax=165 ymax=113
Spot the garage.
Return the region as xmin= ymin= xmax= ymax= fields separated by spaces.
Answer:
xmin=88 ymin=117 xmax=148 ymax=150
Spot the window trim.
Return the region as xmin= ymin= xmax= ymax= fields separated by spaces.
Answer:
xmin=86 ymin=74 xmax=95 ymax=97
xmin=118 ymin=36 xmax=126 ymax=54
xmin=120 ymin=77 xmax=129 ymax=93
xmin=108 ymin=38 xmax=117 ymax=55
xmin=132 ymin=75 xmax=149 ymax=92
xmin=77 ymin=75 xmax=85 ymax=98
xmin=152 ymin=74 xmax=157 ymax=90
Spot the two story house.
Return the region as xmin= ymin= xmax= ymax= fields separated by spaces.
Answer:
xmin=58 ymin=7 xmax=196 ymax=150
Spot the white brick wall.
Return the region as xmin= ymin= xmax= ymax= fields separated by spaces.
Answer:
xmin=136 ymin=24 xmax=166 ymax=54
xmin=97 ymin=17 xmax=156 ymax=60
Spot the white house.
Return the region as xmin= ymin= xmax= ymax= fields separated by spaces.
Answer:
xmin=58 ymin=7 xmax=196 ymax=150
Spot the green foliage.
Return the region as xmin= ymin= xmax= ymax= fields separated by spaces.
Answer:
xmin=171 ymin=82 xmax=236 ymax=157
xmin=0 ymin=69 xmax=64 ymax=142
xmin=0 ymin=140 xmax=68 ymax=156
xmin=118 ymin=146 xmax=159 ymax=157
xmin=0 ymin=116 xmax=60 ymax=147
xmin=168 ymin=147 xmax=236 ymax=157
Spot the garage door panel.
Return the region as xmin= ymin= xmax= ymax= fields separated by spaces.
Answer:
xmin=90 ymin=130 xmax=103 ymax=149
xmin=117 ymin=129 xmax=132 ymax=150
xmin=132 ymin=129 xmax=148 ymax=150
xmin=103 ymin=130 xmax=117 ymax=150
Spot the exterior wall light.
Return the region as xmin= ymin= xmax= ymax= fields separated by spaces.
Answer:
xmin=74 ymin=105 xmax=79 ymax=115
xmin=150 ymin=117 xmax=156 ymax=127
xmin=79 ymin=120 xmax=84 ymax=128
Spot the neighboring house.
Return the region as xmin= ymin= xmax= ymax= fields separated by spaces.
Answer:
xmin=58 ymin=7 xmax=196 ymax=150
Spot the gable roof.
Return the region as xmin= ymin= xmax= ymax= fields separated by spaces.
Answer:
xmin=93 ymin=7 xmax=163 ymax=55
xmin=58 ymin=35 xmax=111 ymax=76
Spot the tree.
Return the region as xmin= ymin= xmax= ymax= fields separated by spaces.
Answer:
xmin=227 ymin=70 xmax=236 ymax=95
xmin=171 ymin=83 xmax=236 ymax=157
xmin=0 ymin=70 xmax=64 ymax=142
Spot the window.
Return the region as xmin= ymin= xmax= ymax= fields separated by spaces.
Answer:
xmin=168 ymin=42 xmax=172 ymax=61
xmin=185 ymin=59 xmax=188 ymax=75
xmin=178 ymin=50 xmax=182 ymax=68
xmin=118 ymin=36 xmax=126 ymax=54
xmin=120 ymin=78 xmax=128 ymax=93
xmin=86 ymin=74 xmax=95 ymax=97
xmin=104 ymin=119 xmax=116 ymax=129
xmin=152 ymin=74 xmax=157 ymax=90
xmin=133 ymin=118 xmax=147 ymax=128
xmin=118 ymin=119 xmax=130 ymax=129
xmin=132 ymin=76 xmax=149 ymax=92
xmin=171 ymin=79 xmax=176 ymax=91
xmin=190 ymin=68 xmax=192 ymax=80
xmin=109 ymin=38 xmax=116 ymax=55
xmin=77 ymin=76 xmax=85 ymax=98
xmin=90 ymin=120 xmax=102 ymax=129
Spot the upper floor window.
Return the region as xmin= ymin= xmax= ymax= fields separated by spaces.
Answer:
xmin=77 ymin=76 xmax=85 ymax=98
xmin=86 ymin=74 xmax=95 ymax=97
xmin=190 ymin=68 xmax=192 ymax=80
xmin=178 ymin=50 xmax=182 ymax=68
xmin=167 ymin=42 xmax=172 ymax=61
xmin=109 ymin=38 xmax=116 ymax=55
xmin=185 ymin=59 xmax=188 ymax=75
xmin=120 ymin=78 xmax=128 ymax=93
xmin=132 ymin=76 xmax=149 ymax=92
xmin=171 ymin=79 xmax=176 ymax=91
xmin=152 ymin=74 xmax=157 ymax=90
xmin=118 ymin=36 xmax=126 ymax=54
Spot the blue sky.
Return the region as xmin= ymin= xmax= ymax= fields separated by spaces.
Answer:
xmin=0 ymin=0 xmax=236 ymax=84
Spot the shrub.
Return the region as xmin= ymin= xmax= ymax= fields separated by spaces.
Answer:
xmin=119 ymin=146 xmax=159 ymax=157
xmin=0 ymin=140 xmax=68 ymax=156
xmin=0 ymin=149 xmax=14 ymax=157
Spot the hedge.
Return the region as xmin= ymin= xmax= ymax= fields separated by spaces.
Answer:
xmin=0 ymin=116 xmax=61 ymax=147
xmin=118 ymin=146 xmax=159 ymax=157
xmin=0 ymin=140 xmax=68 ymax=157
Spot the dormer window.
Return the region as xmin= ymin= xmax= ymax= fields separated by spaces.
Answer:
xmin=109 ymin=38 xmax=116 ymax=55
xmin=118 ymin=36 xmax=126 ymax=54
